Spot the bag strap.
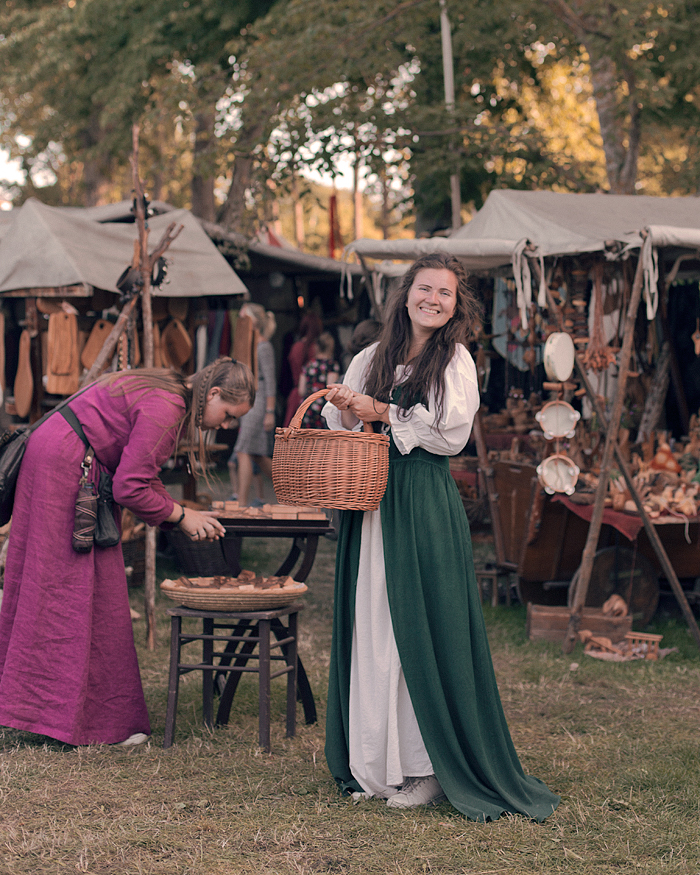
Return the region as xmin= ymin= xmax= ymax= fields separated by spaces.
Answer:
xmin=59 ymin=405 xmax=90 ymax=448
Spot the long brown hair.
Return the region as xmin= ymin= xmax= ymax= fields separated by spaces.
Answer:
xmin=99 ymin=358 xmax=256 ymax=479
xmin=364 ymin=253 xmax=481 ymax=425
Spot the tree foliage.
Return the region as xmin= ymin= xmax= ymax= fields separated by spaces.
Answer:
xmin=1 ymin=0 xmax=700 ymax=234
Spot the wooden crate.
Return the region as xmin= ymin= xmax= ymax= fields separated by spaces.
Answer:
xmin=526 ymin=603 xmax=632 ymax=644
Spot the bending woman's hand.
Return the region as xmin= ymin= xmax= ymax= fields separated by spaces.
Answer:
xmin=176 ymin=507 xmax=226 ymax=541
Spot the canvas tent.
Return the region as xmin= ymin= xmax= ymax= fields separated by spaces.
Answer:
xmin=0 ymin=198 xmax=248 ymax=298
xmin=345 ymin=189 xmax=700 ymax=325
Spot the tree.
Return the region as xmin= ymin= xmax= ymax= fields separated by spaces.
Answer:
xmin=0 ymin=0 xmax=281 ymax=212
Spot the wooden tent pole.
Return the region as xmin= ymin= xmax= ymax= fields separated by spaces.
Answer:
xmin=536 ymin=260 xmax=700 ymax=652
xmin=561 ymin=255 xmax=644 ymax=651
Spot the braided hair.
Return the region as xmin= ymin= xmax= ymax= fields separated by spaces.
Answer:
xmin=99 ymin=358 xmax=256 ymax=480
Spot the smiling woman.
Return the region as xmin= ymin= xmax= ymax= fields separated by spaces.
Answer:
xmin=322 ymin=252 xmax=560 ymax=821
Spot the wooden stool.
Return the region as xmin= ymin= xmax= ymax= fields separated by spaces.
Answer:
xmin=164 ymin=603 xmax=304 ymax=752
xmin=475 ymin=564 xmax=512 ymax=607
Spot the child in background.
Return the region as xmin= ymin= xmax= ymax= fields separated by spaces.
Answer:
xmin=298 ymin=331 xmax=340 ymax=429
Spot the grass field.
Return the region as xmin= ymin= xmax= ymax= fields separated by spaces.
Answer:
xmin=1 ymin=531 xmax=700 ymax=875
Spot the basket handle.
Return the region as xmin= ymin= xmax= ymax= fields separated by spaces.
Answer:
xmin=289 ymin=388 xmax=375 ymax=433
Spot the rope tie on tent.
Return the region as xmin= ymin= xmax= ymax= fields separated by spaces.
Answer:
xmin=511 ymin=239 xmax=547 ymax=330
xmin=640 ymin=231 xmax=659 ymax=321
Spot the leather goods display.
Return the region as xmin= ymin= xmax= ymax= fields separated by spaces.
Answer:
xmin=168 ymin=296 xmax=188 ymax=321
xmin=80 ymin=319 xmax=113 ymax=370
xmin=160 ymin=318 xmax=192 ymax=369
xmin=46 ymin=311 xmax=80 ymax=395
xmin=232 ymin=314 xmax=258 ymax=384
xmin=14 ymin=329 xmax=33 ymax=418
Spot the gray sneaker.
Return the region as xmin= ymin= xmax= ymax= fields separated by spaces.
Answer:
xmin=385 ymin=775 xmax=446 ymax=808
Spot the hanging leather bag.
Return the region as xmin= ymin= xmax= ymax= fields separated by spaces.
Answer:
xmin=59 ymin=407 xmax=121 ymax=549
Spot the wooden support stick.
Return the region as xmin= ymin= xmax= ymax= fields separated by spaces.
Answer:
xmin=472 ymin=410 xmax=512 ymax=570
xmin=80 ymin=295 xmax=140 ymax=386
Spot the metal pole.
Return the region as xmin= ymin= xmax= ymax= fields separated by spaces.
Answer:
xmin=440 ymin=0 xmax=461 ymax=231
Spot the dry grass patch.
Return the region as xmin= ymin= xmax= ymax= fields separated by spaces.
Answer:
xmin=1 ymin=535 xmax=700 ymax=874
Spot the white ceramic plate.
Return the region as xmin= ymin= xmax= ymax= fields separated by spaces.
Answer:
xmin=543 ymin=332 xmax=575 ymax=382
xmin=535 ymin=400 xmax=581 ymax=440
xmin=537 ymin=454 xmax=580 ymax=495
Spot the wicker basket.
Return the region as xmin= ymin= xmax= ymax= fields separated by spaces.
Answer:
xmin=272 ymin=388 xmax=390 ymax=511
xmin=160 ymin=577 xmax=308 ymax=611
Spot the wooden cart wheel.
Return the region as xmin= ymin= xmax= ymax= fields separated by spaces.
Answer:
xmin=568 ymin=546 xmax=659 ymax=625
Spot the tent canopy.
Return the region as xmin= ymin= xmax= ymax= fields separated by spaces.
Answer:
xmin=0 ymin=198 xmax=248 ymax=297
xmin=344 ymin=190 xmax=700 ymax=323
xmin=346 ymin=190 xmax=700 ymax=266
xmin=454 ymin=189 xmax=700 ymax=256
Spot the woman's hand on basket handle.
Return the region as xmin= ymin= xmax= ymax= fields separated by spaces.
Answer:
xmin=166 ymin=505 xmax=226 ymax=541
xmin=325 ymin=384 xmax=390 ymax=428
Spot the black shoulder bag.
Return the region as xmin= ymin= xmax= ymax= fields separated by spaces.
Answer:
xmin=60 ymin=406 xmax=121 ymax=550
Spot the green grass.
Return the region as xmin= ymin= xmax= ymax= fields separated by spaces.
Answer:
xmin=2 ymin=532 xmax=700 ymax=874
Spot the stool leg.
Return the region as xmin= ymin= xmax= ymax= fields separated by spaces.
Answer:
xmin=164 ymin=615 xmax=182 ymax=749
xmin=202 ymin=616 xmax=214 ymax=730
xmin=286 ymin=612 xmax=298 ymax=739
xmin=491 ymin=573 xmax=499 ymax=607
xmin=258 ymin=619 xmax=271 ymax=752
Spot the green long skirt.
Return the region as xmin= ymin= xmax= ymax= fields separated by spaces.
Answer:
xmin=325 ymin=443 xmax=560 ymax=822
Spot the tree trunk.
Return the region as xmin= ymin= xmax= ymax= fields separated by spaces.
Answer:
xmin=191 ymin=109 xmax=216 ymax=221
xmin=217 ymin=122 xmax=265 ymax=232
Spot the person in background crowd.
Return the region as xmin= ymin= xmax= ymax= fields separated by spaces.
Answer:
xmin=231 ymin=303 xmax=277 ymax=506
xmin=321 ymin=252 xmax=559 ymax=820
xmin=298 ymin=331 xmax=340 ymax=429
xmin=282 ymin=312 xmax=323 ymax=427
xmin=0 ymin=358 xmax=254 ymax=747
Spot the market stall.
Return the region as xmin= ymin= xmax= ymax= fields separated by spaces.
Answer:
xmin=345 ymin=191 xmax=700 ymax=640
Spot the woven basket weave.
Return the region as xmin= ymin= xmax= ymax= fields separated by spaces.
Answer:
xmin=272 ymin=388 xmax=390 ymax=511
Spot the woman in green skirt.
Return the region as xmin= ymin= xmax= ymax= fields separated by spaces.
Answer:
xmin=321 ymin=252 xmax=559 ymax=820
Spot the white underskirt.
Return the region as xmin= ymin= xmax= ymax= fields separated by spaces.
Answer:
xmin=348 ymin=510 xmax=433 ymax=798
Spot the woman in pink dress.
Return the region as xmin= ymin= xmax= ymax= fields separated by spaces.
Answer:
xmin=0 ymin=357 xmax=254 ymax=747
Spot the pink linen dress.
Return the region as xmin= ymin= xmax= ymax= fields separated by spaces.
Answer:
xmin=0 ymin=381 xmax=184 ymax=745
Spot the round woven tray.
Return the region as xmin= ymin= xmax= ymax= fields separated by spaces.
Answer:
xmin=160 ymin=577 xmax=308 ymax=611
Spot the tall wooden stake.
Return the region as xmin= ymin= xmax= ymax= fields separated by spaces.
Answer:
xmin=130 ymin=125 xmax=184 ymax=650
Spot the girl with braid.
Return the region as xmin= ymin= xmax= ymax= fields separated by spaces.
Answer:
xmin=0 ymin=358 xmax=254 ymax=747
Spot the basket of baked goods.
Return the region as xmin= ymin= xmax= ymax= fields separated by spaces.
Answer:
xmin=272 ymin=388 xmax=390 ymax=511
xmin=160 ymin=570 xmax=308 ymax=611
